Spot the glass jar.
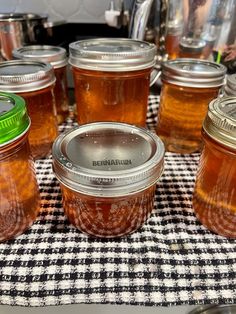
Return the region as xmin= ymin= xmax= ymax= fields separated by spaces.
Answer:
xmin=69 ymin=38 xmax=157 ymax=127
xmin=0 ymin=92 xmax=40 ymax=242
xmin=0 ymin=60 xmax=58 ymax=159
xmin=224 ymin=74 xmax=236 ymax=96
xmin=13 ymin=45 xmax=70 ymax=124
xmin=192 ymin=96 xmax=236 ymax=238
xmin=156 ymin=59 xmax=226 ymax=153
xmin=179 ymin=37 xmax=206 ymax=59
xmin=52 ymin=122 xmax=165 ymax=238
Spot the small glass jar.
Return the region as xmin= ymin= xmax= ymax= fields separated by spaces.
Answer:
xmin=192 ymin=96 xmax=236 ymax=238
xmin=0 ymin=92 xmax=40 ymax=242
xmin=0 ymin=60 xmax=58 ymax=159
xmin=69 ymin=38 xmax=157 ymax=127
xmin=52 ymin=122 xmax=165 ymax=238
xmin=156 ymin=59 xmax=226 ymax=153
xmin=224 ymin=74 xmax=236 ymax=96
xmin=13 ymin=45 xmax=70 ymax=124
xmin=179 ymin=37 xmax=206 ymax=59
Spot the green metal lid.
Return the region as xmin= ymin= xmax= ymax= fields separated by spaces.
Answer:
xmin=0 ymin=92 xmax=30 ymax=146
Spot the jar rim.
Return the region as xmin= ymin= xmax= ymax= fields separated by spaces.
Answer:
xmin=0 ymin=60 xmax=56 ymax=92
xmin=69 ymin=38 xmax=157 ymax=72
xmin=12 ymin=45 xmax=68 ymax=69
xmin=203 ymin=96 xmax=236 ymax=149
xmin=52 ymin=122 xmax=165 ymax=197
xmin=161 ymin=58 xmax=226 ymax=88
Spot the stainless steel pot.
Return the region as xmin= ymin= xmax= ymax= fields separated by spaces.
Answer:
xmin=0 ymin=13 xmax=63 ymax=60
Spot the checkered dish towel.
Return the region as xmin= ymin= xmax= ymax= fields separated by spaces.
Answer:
xmin=0 ymin=95 xmax=235 ymax=307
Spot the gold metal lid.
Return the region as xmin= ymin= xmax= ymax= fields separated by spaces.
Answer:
xmin=203 ymin=96 xmax=236 ymax=149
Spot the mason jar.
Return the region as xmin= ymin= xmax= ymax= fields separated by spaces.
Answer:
xmin=0 ymin=60 xmax=58 ymax=159
xmin=0 ymin=92 xmax=40 ymax=242
xmin=69 ymin=38 xmax=157 ymax=127
xmin=156 ymin=58 xmax=226 ymax=153
xmin=52 ymin=122 xmax=165 ymax=238
xmin=179 ymin=37 xmax=206 ymax=59
xmin=13 ymin=45 xmax=70 ymax=124
xmin=192 ymin=96 xmax=236 ymax=238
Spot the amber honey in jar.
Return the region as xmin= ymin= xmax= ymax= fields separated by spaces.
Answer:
xmin=0 ymin=92 xmax=40 ymax=242
xmin=13 ymin=45 xmax=70 ymax=124
xmin=192 ymin=96 xmax=236 ymax=238
xmin=224 ymin=74 xmax=236 ymax=96
xmin=0 ymin=60 xmax=58 ymax=159
xmin=165 ymin=23 xmax=182 ymax=60
xmin=52 ymin=122 xmax=165 ymax=238
xmin=69 ymin=38 xmax=157 ymax=127
xmin=156 ymin=59 xmax=226 ymax=153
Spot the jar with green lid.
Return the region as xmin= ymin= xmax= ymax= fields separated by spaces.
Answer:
xmin=0 ymin=60 xmax=58 ymax=159
xmin=13 ymin=45 xmax=70 ymax=124
xmin=0 ymin=92 xmax=40 ymax=242
xmin=192 ymin=96 xmax=236 ymax=238
xmin=156 ymin=58 xmax=226 ymax=153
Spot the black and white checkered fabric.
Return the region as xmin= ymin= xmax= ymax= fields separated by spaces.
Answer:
xmin=0 ymin=95 xmax=235 ymax=307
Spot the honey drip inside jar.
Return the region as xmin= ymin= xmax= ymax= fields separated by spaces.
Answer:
xmin=0 ymin=135 xmax=40 ymax=241
xmin=193 ymin=133 xmax=236 ymax=238
xmin=20 ymin=86 xmax=58 ymax=159
xmin=157 ymin=83 xmax=220 ymax=153
xmin=73 ymin=68 xmax=151 ymax=127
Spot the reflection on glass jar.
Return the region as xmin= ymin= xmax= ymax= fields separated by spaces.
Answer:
xmin=156 ymin=59 xmax=226 ymax=153
xmin=52 ymin=122 xmax=165 ymax=238
xmin=69 ymin=38 xmax=156 ymax=127
xmin=0 ymin=60 xmax=58 ymax=159
xmin=192 ymin=97 xmax=236 ymax=238
xmin=13 ymin=45 xmax=70 ymax=124
xmin=0 ymin=92 xmax=40 ymax=242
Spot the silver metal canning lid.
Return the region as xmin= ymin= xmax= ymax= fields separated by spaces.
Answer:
xmin=52 ymin=122 xmax=165 ymax=197
xmin=188 ymin=305 xmax=236 ymax=314
xmin=69 ymin=38 xmax=157 ymax=72
xmin=224 ymin=74 xmax=236 ymax=96
xmin=203 ymin=96 xmax=236 ymax=149
xmin=179 ymin=37 xmax=206 ymax=52
xmin=12 ymin=45 xmax=68 ymax=69
xmin=0 ymin=60 xmax=56 ymax=92
xmin=161 ymin=58 xmax=226 ymax=88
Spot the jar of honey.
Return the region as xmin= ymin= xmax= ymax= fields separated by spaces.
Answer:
xmin=179 ymin=37 xmax=206 ymax=59
xmin=224 ymin=74 xmax=236 ymax=96
xmin=156 ymin=59 xmax=226 ymax=153
xmin=52 ymin=122 xmax=165 ymax=238
xmin=13 ymin=45 xmax=70 ymax=124
xmin=192 ymin=96 xmax=236 ymax=238
xmin=69 ymin=38 xmax=157 ymax=127
xmin=0 ymin=60 xmax=58 ymax=159
xmin=0 ymin=92 xmax=40 ymax=242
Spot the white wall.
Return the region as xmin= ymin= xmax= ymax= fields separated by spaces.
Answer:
xmin=0 ymin=0 xmax=113 ymax=23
